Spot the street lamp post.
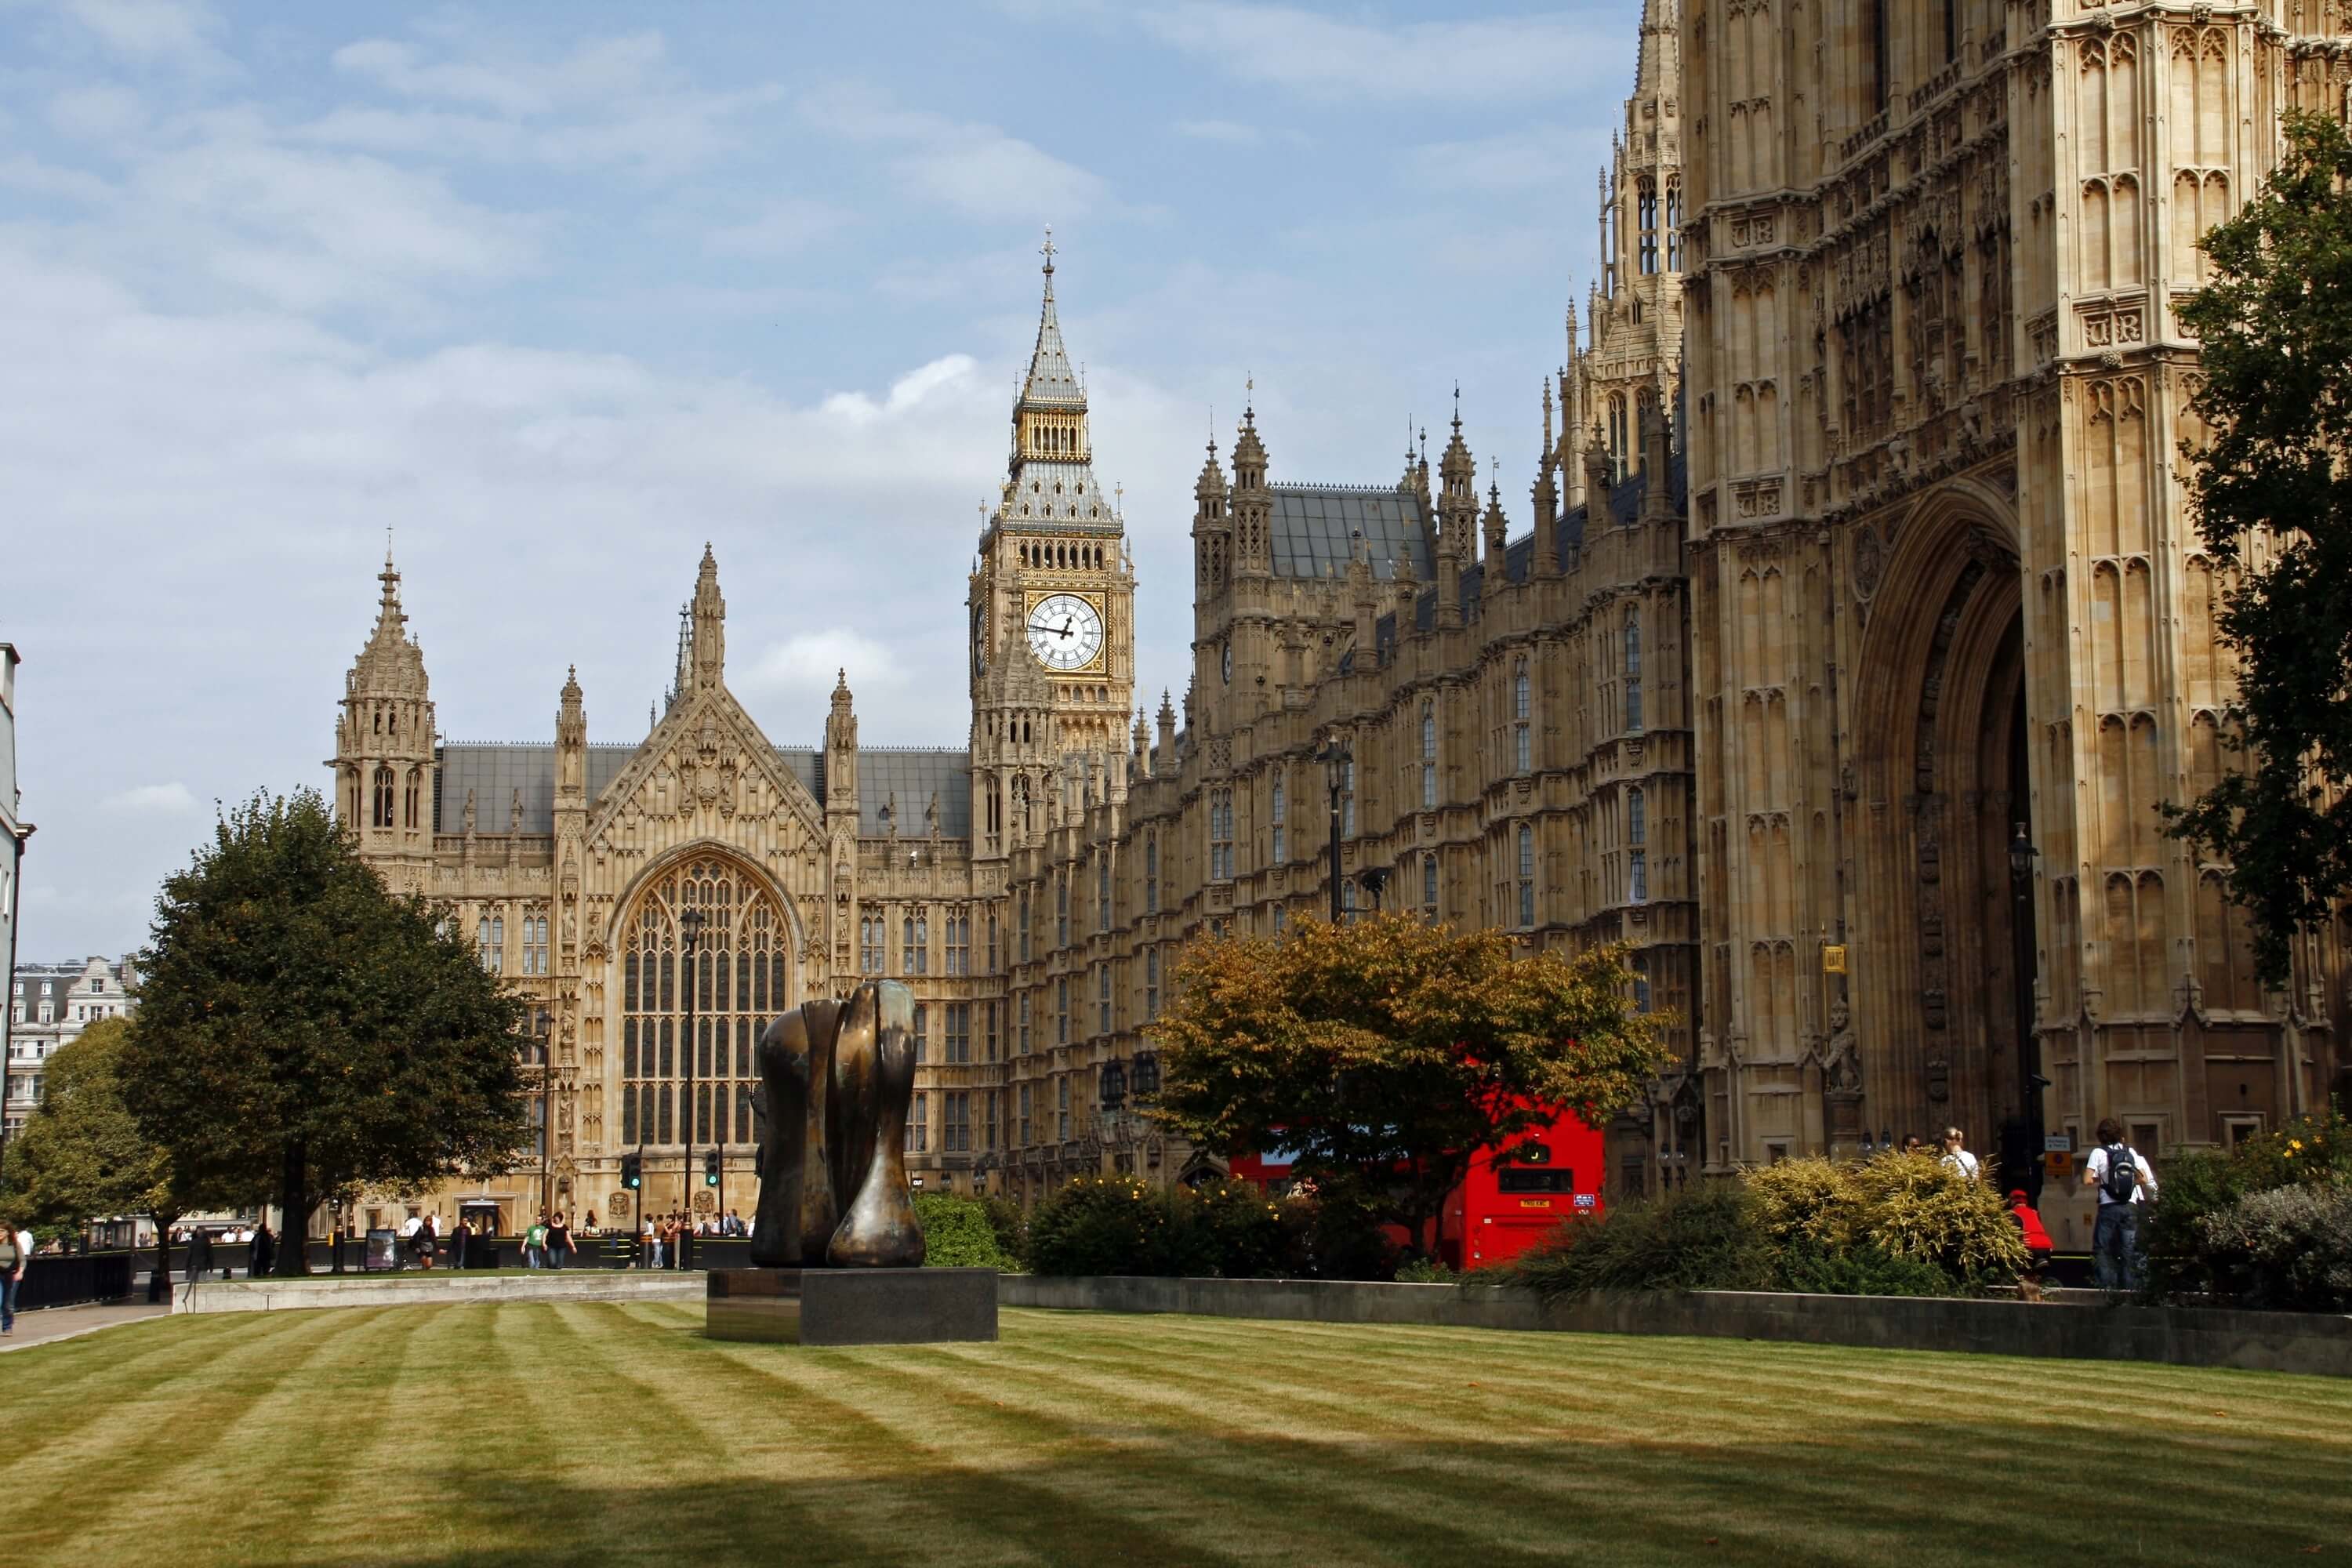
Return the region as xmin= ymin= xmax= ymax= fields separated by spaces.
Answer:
xmin=1316 ymin=732 xmax=1352 ymax=924
xmin=678 ymin=904 xmax=706 ymax=1271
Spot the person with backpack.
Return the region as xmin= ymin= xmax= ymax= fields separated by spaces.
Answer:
xmin=2082 ymin=1117 xmax=2158 ymax=1290
xmin=2 ymin=1222 xmax=31 ymax=1334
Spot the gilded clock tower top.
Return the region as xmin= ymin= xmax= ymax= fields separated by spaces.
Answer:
xmin=969 ymin=236 xmax=1135 ymax=768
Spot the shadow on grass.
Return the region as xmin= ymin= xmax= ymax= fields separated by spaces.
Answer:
xmin=306 ymin=1413 xmax=2350 ymax=1568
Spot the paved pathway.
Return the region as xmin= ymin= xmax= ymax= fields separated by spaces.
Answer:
xmin=1 ymin=1299 xmax=171 ymax=1353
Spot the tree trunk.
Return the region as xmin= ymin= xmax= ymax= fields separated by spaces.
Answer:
xmin=274 ymin=1138 xmax=311 ymax=1277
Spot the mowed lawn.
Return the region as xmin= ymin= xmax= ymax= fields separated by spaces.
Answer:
xmin=3 ymin=1303 xmax=2348 ymax=1568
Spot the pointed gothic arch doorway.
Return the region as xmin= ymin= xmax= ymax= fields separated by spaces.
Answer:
xmin=616 ymin=854 xmax=797 ymax=1201
xmin=1849 ymin=496 xmax=2042 ymax=1189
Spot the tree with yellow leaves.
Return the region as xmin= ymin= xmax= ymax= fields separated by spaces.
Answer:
xmin=1145 ymin=914 xmax=1670 ymax=1257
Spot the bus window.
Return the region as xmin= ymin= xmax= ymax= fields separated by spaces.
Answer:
xmin=1496 ymin=1168 xmax=1576 ymax=1195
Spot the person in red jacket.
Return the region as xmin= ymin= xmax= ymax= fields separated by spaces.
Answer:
xmin=2008 ymin=1189 xmax=2055 ymax=1301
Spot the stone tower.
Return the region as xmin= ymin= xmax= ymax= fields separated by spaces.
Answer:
xmin=1561 ymin=0 xmax=1684 ymax=508
xmin=968 ymin=236 xmax=1136 ymax=859
xmin=334 ymin=548 xmax=437 ymax=895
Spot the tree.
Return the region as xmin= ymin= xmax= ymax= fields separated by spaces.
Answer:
xmin=122 ymin=789 xmax=530 ymax=1274
xmin=1145 ymin=914 xmax=1671 ymax=1256
xmin=2165 ymin=111 xmax=2352 ymax=984
xmin=0 ymin=1018 xmax=212 ymax=1288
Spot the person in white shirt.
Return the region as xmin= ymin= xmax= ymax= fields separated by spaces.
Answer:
xmin=2082 ymin=1117 xmax=2158 ymax=1290
xmin=2 ymin=1224 xmax=33 ymax=1334
xmin=1938 ymin=1127 xmax=1981 ymax=1181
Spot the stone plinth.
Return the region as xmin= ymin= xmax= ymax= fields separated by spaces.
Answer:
xmin=706 ymin=1267 xmax=999 ymax=1345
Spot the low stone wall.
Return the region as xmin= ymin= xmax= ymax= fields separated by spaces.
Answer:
xmin=174 ymin=1272 xmax=704 ymax=1314
xmin=999 ymin=1275 xmax=2352 ymax=1378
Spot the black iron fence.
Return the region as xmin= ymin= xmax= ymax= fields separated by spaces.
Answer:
xmin=16 ymin=1250 xmax=135 ymax=1311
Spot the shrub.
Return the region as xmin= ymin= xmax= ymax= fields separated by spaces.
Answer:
xmin=2144 ymin=1109 xmax=2352 ymax=1302
xmin=1394 ymin=1257 xmax=1459 ymax=1284
xmin=1772 ymin=1240 xmax=1955 ymax=1298
xmin=1028 ymin=1177 xmax=1189 ymax=1277
xmin=1508 ymin=1182 xmax=1774 ymax=1303
xmin=1743 ymin=1156 xmax=1862 ymax=1253
xmin=2193 ymin=1182 xmax=2352 ymax=1312
xmin=978 ymin=1193 xmax=1030 ymax=1269
xmin=1843 ymin=1151 xmax=2027 ymax=1287
xmin=1185 ymin=1178 xmax=1295 ymax=1278
xmin=913 ymin=1194 xmax=1020 ymax=1271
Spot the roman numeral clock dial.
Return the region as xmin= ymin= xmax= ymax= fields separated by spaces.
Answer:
xmin=1026 ymin=593 xmax=1104 ymax=673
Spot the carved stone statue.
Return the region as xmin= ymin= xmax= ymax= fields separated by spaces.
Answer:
xmin=747 ymin=980 xmax=924 ymax=1269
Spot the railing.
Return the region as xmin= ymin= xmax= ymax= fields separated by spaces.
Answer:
xmin=16 ymin=1250 xmax=135 ymax=1310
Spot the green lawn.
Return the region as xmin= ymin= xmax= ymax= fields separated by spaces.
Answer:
xmin=3 ymin=1303 xmax=2347 ymax=1567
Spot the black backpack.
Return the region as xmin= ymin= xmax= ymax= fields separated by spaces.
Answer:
xmin=2101 ymin=1143 xmax=2140 ymax=1203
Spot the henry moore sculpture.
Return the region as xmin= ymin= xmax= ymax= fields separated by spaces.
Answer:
xmin=748 ymin=978 xmax=925 ymax=1269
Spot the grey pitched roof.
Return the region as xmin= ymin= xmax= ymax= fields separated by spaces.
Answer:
xmin=430 ymin=741 xmax=967 ymax=838
xmin=1268 ymin=485 xmax=1434 ymax=583
xmin=1002 ymin=460 xmax=1120 ymax=532
xmin=858 ymin=749 xmax=971 ymax=838
xmin=1018 ymin=263 xmax=1084 ymax=408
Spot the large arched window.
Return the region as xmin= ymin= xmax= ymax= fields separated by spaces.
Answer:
xmin=1270 ymin=775 xmax=1287 ymax=864
xmin=620 ymin=858 xmax=789 ymax=1151
xmin=1420 ymin=701 xmax=1438 ymax=809
xmin=372 ymin=765 xmax=395 ymax=829
xmin=404 ymin=768 xmax=423 ymax=829
xmin=1624 ymin=609 xmax=1645 ymax=734
xmin=904 ymin=912 xmax=928 ymax=975
xmin=1607 ymin=395 xmax=1629 ymax=485
xmin=1638 ymin=179 xmax=1659 ymax=274
xmin=1512 ymin=659 xmax=1532 ymax=774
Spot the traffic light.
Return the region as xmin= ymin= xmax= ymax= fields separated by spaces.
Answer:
xmin=703 ymin=1148 xmax=721 ymax=1187
xmin=620 ymin=1151 xmax=642 ymax=1191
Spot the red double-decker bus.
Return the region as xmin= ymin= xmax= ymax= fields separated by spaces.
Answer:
xmin=1229 ymin=1104 xmax=1605 ymax=1269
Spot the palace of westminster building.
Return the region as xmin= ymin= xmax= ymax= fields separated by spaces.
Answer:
xmin=336 ymin=0 xmax=2350 ymax=1250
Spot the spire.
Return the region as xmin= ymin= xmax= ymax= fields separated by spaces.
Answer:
xmin=347 ymin=545 xmax=429 ymax=699
xmin=691 ymin=544 xmax=726 ymax=688
xmin=557 ymin=665 xmax=585 ymax=747
xmin=1018 ymin=228 xmax=1083 ymax=410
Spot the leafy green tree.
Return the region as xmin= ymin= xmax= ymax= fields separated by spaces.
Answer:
xmin=0 ymin=1018 xmax=215 ymax=1287
xmin=1145 ymin=914 xmax=1670 ymax=1258
xmin=2166 ymin=111 xmax=2352 ymax=983
xmin=122 ymin=789 xmax=530 ymax=1274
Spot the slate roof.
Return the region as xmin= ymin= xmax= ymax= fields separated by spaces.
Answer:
xmin=1269 ymin=485 xmax=1434 ymax=582
xmin=430 ymin=741 xmax=970 ymax=838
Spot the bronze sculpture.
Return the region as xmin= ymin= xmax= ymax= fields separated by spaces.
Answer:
xmin=749 ymin=980 xmax=925 ymax=1269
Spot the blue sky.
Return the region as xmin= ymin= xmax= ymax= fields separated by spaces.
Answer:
xmin=1 ymin=0 xmax=1643 ymax=958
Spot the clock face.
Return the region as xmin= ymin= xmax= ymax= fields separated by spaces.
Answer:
xmin=1026 ymin=593 xmax=1104 ymax=672
xmin=1221 ymin=641 xmax=1232 ymax=684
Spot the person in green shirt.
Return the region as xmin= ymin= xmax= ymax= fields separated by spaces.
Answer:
xmin=524 ymin=1215 xmax=549 ymax=1270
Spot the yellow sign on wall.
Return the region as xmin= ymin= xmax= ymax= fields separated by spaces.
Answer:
xmin=1822 ymin=944 xmax=1847 ymax=975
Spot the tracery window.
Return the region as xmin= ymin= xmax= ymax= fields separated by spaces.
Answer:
xmin=372 ymin=766 xmax=395 ymax=829
xmin=1018 ymin=893 xmax=1032 ymax=962
xmin=1145 ymin=948 xmax=1160 ymax=1020
xmin=904 ymin=912 xmax=928 ymax=975
xmin=1424 ymin=851 xmax=1440 ymax=919
xmin=1098 ymin=855 xmax=1112 ymax=931
xmin=1608 ymin=396 xmax=1629 ymax=485
xmin=1145 ymin=836 xmax=1160 ymax=913
xmin=521 ymin=910 xmax=550 ymax=976
xmin=1056 ymin=977 xmax=1069 ymax=1045
xmin=1513 ymin=659 xmax=1533 ymax=774
xmin=860 ymin=916 xmax=884 ymax=975
xmin=1209 ymin=789 xmax=1235 ymax=880
xmin=1018 ymin=993 xmax=1032 ymax=1055
xmin=1056 ymin=877 xmax=1069 ymax=947
xmin=476 ymin=913 xmax=503 ymax=974
xmin=945 ymin=909 xmax=970 ymax=976
xmin=912 ymin=1004 xmax=927 ymax=1065
xmin=1421 ymin=701 xmax=1438 ymax=808
xmin=1098 ymin=962 xmax=1112 ymax=1035
xmin=1628 ymin=786 xmax=1649 ymax=905
xmin=1624 ymin=609 xmax=1645 ymax=734
xmin=946 ymin=1003 xmax=971 ymax=1064
xmin=404 ymin=768 xmax=422 ymax=830
xmin=1517 ymin=823 xmax=1537 ymax=930
xmin=620 ymin=858 xmax=789 ymax=1148
xmin=1665 ymin=181 xmax=1682 ymax=270
xmin=908 ymin=1091 xmax=928 ymax=1154
xmin=1339 ymin=758 xmax=1356 ymax=837
xmin=1270 ymin=774 xmax=1287 ymax=864
xmin=1638 ymin=180 xmax=1659 ymax=274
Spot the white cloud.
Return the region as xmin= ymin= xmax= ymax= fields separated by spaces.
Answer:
xmin=63 ymin=0 xmax=230 ymax=71
xmin=103 ymin=782 xmax=199 ymax=814
xmin=802 ymin=85 xmax=1109 ymax=221
xmin=707 ymin=198 xmax=852 ymax=258
xmin=1173 ymin=118 xmax=1258 ymax=144
xmin=1406 ymin=124 xmax=1579 ymax=194
xmin=48 ymin=83 xmax=147 ymax=140
xmin=1140 ymin=4 xmax=1619 ymax=100
xmin=742 ymin=629 xmax=909 ymax=699
xmin=0 ymin=152 xmax=115 ymax=202
xmin=818 ymin=354 xmax=980 ymax=425
xmin=331 ymin=32 xmax=670 ymax=118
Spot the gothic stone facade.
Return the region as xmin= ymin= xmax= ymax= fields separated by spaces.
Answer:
xmin=336 ymin=2 xmax=2350 ymax=1243
xmin=1676 ymin=0 xmax=2350 ymax=1244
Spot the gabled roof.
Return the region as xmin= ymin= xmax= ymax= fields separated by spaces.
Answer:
xmin=1267 ymin=485 xmax=1434 ymax=582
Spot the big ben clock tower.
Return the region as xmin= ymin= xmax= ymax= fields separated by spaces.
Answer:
xmin=968 ymin=234 xmax=1135 ymax=860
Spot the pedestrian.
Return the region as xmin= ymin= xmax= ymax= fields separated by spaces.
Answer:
xmin=400 ymin=1211 xmax=423 ymax=1270
xmin=583 ymin=1210 xmax=599 ymax=1235
xmin=2 ymin=1220 xmax=31 ymax=1335
xmin=419 ymin=1212 xmax=439 ymax=1271
xmin=546 ymin=1210 xmax=575 ymax=1271
xmin=1900 ymin=1134 xmax=1927 ymax=1156
xmin=2082 ymin=1117 xmax=2158 ymax=1291
xmin=450 ymin=1217 xmax=470 ymax=1271
xmin=644 ymin=1214 xmax=662 ymax=1270
xmin=249 ymin=1217 xmax=276 ymax=1279
xmin=187 ymin=1226 xmax=213 ymax=1288
xmin=524 ymin=1214 xmax=547 ymax=1270
xmin=1938 ymin=1127 xmax=1981 ymax=1181
xmin=2006 ymin=1189 xmax=2055 ymax=1301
